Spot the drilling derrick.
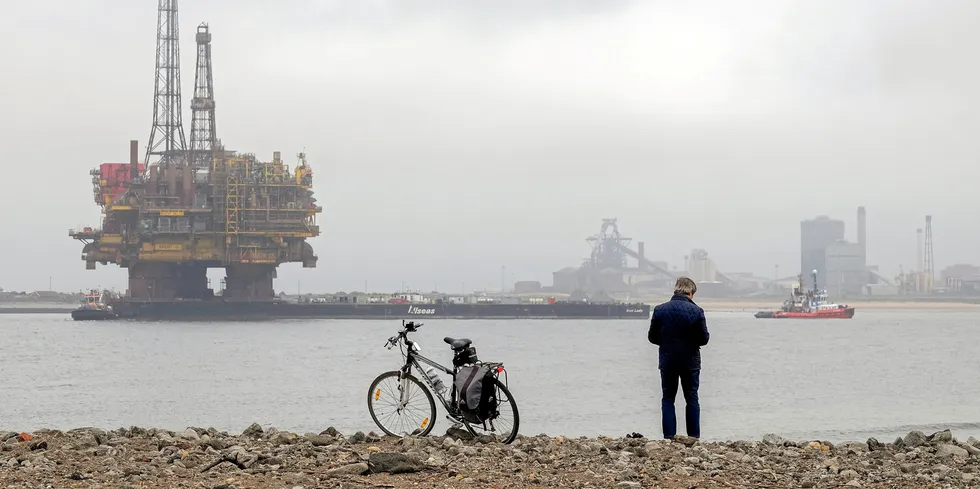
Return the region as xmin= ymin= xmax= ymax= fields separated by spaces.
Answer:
xmin=188 ymin=23 xmax=217 ymax=168
xmin=146 ymin=0 xmax=187 ymax=167
xmin=68 ymin=2 xmax=321 ymax=312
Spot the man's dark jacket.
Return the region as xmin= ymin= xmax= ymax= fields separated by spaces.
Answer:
xmin=648 ymin=294 xmax=710 ymax=369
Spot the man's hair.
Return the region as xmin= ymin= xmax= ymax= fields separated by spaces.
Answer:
xmin=674 ymin=277 xmax=697 ymax=296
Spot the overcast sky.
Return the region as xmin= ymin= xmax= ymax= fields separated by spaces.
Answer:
xmin=1 ymin=0 xmax=978 ymax=293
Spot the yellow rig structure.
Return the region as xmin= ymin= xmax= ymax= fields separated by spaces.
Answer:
xmin=70 ymin=143 xmax=321 ymax=302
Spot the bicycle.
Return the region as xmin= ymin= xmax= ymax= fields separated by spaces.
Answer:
xmin=366 ymin=320 xmax=520 ymax=444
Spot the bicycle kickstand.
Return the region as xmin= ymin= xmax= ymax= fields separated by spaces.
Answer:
xmin=445 ymin=415 xmax=464 ymax=430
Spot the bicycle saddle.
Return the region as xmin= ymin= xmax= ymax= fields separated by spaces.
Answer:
xmin=443 ymin=337 xmax=472 ymax=350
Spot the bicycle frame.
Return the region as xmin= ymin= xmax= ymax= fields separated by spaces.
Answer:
xmin=398 ymin=335 xmax=459 ymax=413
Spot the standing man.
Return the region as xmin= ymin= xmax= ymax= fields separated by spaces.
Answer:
xmin=648 ymin=277 xmax=710 ymax=440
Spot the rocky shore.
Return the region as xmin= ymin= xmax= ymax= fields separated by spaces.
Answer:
xmin=1 ymin=426 xmax=977 ymax=488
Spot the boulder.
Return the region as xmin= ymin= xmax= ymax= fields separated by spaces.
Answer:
xmin=903 ymin=431 xmax=927 ymax=448
xmin=368 ymin=452 xmax=426 ymax=474
xmin=935 ymin=444 xmax=969 ymax=459
xmin=929 ymin=429 xmax=953 ymax=443
xmin=242 ymin=423 xmax=264 ymax=438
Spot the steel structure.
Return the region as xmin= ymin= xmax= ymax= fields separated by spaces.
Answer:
xmin=145 ymin=0 xmax=187 ymax=167
xmin=69 ymin=3 xmax=321 ymax=303
xmin=924 ymin=215 xmax=934 ymax=294
xmin=189 ymin=22 xmax=217 ymax=168
xmin=586 ymin=218 xmax=631 ymax=271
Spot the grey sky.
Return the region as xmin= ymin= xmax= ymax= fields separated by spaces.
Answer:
xmin=1 ymin=0 xmax=977 ymax=293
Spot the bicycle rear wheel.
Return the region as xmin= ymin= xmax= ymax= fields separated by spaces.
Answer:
xmin=463 ymin=377 xmax=519 ymax=444
xmin=367 ymin=370 xmax=437 ymax=437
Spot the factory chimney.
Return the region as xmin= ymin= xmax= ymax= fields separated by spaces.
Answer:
xmin=130 ymin=140 xmax=140 ymax=180
xmin=637 ymin=241 xmax=645 ymax=267
xmin=857 ymin=206 xmax=866 ymax=259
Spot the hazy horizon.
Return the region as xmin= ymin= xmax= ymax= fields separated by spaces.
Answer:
xmin=1 ymin=0 xmax=977 ymax=293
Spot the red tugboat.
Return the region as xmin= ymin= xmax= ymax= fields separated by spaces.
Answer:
xmin=754 ymin=271 xmax=855 ymax=319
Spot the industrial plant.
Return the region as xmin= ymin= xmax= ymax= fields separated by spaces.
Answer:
xmin=69 ymin=1 xmax=320 ymax=304
xmin=548 ymin=219 xmax=755 ymax=298
xmin=542 ymin=208 xmax=963 ymax=300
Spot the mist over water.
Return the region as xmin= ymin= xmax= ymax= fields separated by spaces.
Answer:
xmin=2 ymin=310 xmax=977 ymax=442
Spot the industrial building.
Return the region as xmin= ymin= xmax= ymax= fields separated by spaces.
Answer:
xmin=940 ymin=264 xmax=980 ymax=294
xmin=550 ymin=219 xmax=755 ymax=298
xmin=799 ymin=207 xmax=872 ymax=296
xmin=69 ymin=2 xmax=320 ymax=302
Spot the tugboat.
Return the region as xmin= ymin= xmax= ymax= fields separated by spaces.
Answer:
xmin=754 ymin=270 xmax=855 ymax=319
xmin=70 ymin=289 xmax=119 ymax=321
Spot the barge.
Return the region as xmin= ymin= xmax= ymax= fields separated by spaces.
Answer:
xmin=67 ymin=297 xmax=650 ymax=321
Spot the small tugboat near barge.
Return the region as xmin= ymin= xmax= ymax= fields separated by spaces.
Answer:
xmin=70 ymin=290 xmax=119 ymax=321
xmin=755 ymin=271 xmax=855 ymax=319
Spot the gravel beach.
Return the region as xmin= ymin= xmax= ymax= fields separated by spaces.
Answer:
xmin=1 ymin=425 xmax=978 ymax=488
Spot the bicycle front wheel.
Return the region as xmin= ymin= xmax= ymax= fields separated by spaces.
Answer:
xmin=367 ymin=370 xmax=437 ymax=437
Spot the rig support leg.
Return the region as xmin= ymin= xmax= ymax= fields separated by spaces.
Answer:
xmin=224 ymin=264 xmax=276 ymax=302
xmin=128 ymin=262 xmax=177 ymax=302
xmin=128 ymin=261 xmax=211 ymax=302
xmin=175 ymin=262 xmax=210 ymax=300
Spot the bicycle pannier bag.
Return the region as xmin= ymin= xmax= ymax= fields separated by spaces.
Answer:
xmin=454 ymin=364 xmax=495 ymax=423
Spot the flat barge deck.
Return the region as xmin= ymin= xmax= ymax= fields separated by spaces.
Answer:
xmin=108 ymin=301 xmax=651 ymax=320
xmin=1 ymin=302 xmax=651 ymax=320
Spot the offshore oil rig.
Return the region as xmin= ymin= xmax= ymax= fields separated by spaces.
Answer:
xmin=69 ymin=1 xmax=321 ymax=305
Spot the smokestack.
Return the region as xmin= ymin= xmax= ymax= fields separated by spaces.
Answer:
xmin=130 ymin=140 xmax=139 ymax=180
xmin=637 ymin=241 xmax=645 ymax=265
xmin=857 ymin=206 xmax=866 ymax=259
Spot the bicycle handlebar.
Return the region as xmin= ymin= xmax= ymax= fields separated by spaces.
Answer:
xmin=384 ymin=320 xmax=425 ymax=349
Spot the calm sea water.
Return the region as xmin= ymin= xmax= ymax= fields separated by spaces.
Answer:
xmin=1 ymin=310 xmax=978 ymax=442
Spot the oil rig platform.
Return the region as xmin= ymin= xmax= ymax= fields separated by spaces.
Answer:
xmin=69 ymin=1 xmax=320 ymax=305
